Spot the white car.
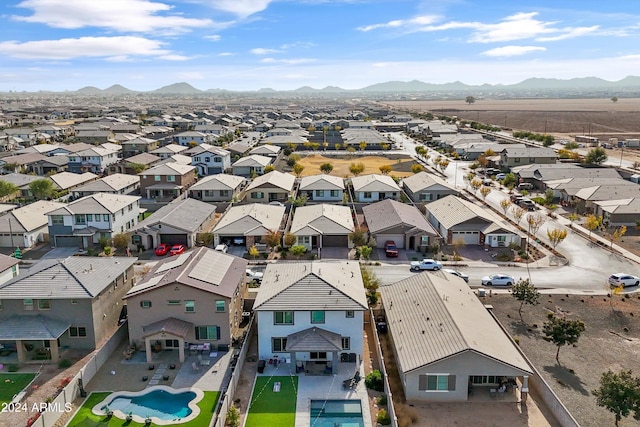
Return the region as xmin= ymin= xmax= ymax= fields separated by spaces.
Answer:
xmin=481 ymin=274 xmax=515 ymax=286
xmin=443 ymin=269 xmax=469 ymax=283
xmin=609 ymin=273 xmax=640 ymax=288
xmin=246 ymin=269 xmax=264 ymax=283
xmin=410 ymin=259 xmax=443 ymax=271
xmin=214 ymin=243 xmax=228 ymax=253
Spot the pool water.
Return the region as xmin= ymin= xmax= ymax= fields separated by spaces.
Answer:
xmin=105 ymin=389 xmax=196 ymax=421
xmin=310 ymin=399 xmax=364 ymax=427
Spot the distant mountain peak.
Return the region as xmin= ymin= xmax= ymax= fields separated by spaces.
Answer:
xmin=153 ymin=82 xmax=201 ymax=94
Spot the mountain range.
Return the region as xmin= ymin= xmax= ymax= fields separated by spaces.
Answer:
xmin=51 ymin=76 xmax=640 ymax=95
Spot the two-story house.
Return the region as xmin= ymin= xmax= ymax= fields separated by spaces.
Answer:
xmin=149 ymin=144 xmax=188 ymax=160
xmin=351 ymin=174 xmax=401 ymax=203
xmin=187 ymin=144 xmax=231 ymax=176
xmin=125 ymin=248 xmax=248 ymax=363
xmin=67 ymin=147 xmax=120 ymax=174
xmin=139 ymin=163 xmax=196 ymax=199
xmin=245 ymin=171 xmax=295 ymax=204
xmin=0 ymin=256 xmax=136 ymax=363
xmin=120 ymin=137 xmax=160 ymax=158
xmin=174 ymin=131 xmax=212 ymax=146
xmin=46 ymin=193 xmax=141 ymax=248
xmin=299 ymin=174 xmax=345 ymax=202
xmin=253 ymin=261 xmax=367 ymax=373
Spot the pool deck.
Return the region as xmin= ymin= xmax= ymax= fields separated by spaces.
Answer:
xmin=257 ymin=361 xmax=371 ymax=427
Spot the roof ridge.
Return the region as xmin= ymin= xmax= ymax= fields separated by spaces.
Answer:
xmin=60 ymin=259 xmax=95 ymax=297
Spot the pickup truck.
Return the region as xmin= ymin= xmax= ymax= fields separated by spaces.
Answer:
xmin=410 ymin=259 xmax=443 ymax=271
xmin=384 ymin=241 xmax=398 ymax=257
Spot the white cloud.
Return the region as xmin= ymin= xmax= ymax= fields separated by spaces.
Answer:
xmin=14 ymin=0 xmax=213 ymax=33
xmin=0 ymin=36 xmax=172 ymax=60
xmin=218 ymin=52 xmax=235 ymax=56
xmin=204 ymin=35 xmax=222 ymax=41
xmin=208 ymin=0 xmax=272 ymax=18
xmin=357 ymin=15 xmax=439 ymax=32
xmin=481 ymin=45 xmax=546 ymax=57
xmin=157 ymin=54 xmax=190 ymax=61
xmin=467 ymin=12 xmax=556 ymax=43
xmin=260 ymin=58 xmax=316 ymax=64
xmin=250 ymin=48 xmax=281 ymax=55
xmin=536 ymin=26 xmax=599 ymax=41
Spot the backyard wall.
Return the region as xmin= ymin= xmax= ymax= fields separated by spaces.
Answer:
xmin=369 ymin=308 xmax=399 ymax=427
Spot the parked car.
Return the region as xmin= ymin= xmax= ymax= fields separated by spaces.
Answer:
xmin=608 ymin=273 xmax=640 ymax=288
xmin=268 ymin=200 xmax=284 ymax=207
xmin=482 ymin=179 xmax=493 ymax=186
xmin=246 ymin=268 xmax=264 ymax=283
xmin=484 ymin=168 xmax=501 ymax=176
xmin=510 ymin=194 xmax=524 ymax=204
xmin=443 ymin=268 xmax=469 ymax=282
xmin=410 ymin=259 xmax=443 ymax=271
xmin=169 ymin=244 xmax=185 ymax=256
xmin=481 ymin=274 xmax=515 ymax=286
xmin=495 ymin=173 xmax=507 ymax=180
xmin=517 ymin=183 xmax=534 ymax=191
xmin=519 ymin=199 xmax=536 ymax=211
xmin=384 ymin=241 xmax=399 ymax=257
xmin=215 ymin=243 xmax=228 ymax=253
xmin=154 ymin=243 xmax=170 ymax=256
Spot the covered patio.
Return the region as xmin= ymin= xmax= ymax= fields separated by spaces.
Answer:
xmin=285 ymin=327 xmax=342 ymax=375
xmin=140 ymin=317 xmax=192 ymax=363
xmin=0 ymin=315 xmax=70 ymax=363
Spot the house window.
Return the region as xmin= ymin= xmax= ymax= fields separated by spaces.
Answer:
xmin=346 ymin=310 xmax=354 ymax=318
xmin=251 ymin=192 xmax=264 ymax=199
xmin=497 ymin=235 xmax=506 ymax=242
xmin=216 ymin=300 xmax=226 ymax=312
xmin=185 ymin=300 xmax=195 ymax=312
xmin=298 ymin=236 xmax=310 ymax=245
xmin=51 ymin=215 xmax=64 ymax=225
xmin=316 ymin=190 xmax=324 ymax=197
xmin=274 ymin=311 xmax=293 ymax=325
xmin=38 ymin=299 xmax=51 ymax=310
xmin=24 ymin=299 xmax=34 ymax=310
xmin=11 ymin=265 xmax=17 ymax=277
xmin=470 ymin=375 xmax=497 ymax=385
xmin=75 ymin=214 xmax=86 ymax=225
xmin=418 ymin=374 xmax=456 ymax=391
xmin=514 ymin=158 xmax=521 ymax=163
xmin=220 ymin=190 xmax=229 ymax=197
xmin=167 ymin=176 xmax=175 ymax=182
xmin=363 ymin=192 xmax=372 ymax=199
xmin=421 ymin=236 xmax=429 ymax=245
xmin=154 ymin=175 xmax=161 ymax=181
xmin=140 ymin=300 xmax=152 ymax=308
xmin=341 ymin=337 xmax=350 ymax=350
xmin=205 ymin=157 xmax=211 ymax=162
xmin=214 ymin=157 xmax=221 ymax=163
xmin=195 ymin=326 xmax=219 ymax=340
xmin=167 ymin=300 xmax=181 ymax=306
xmin=103 ymin=214 xmax=110 ymax=221
xmin=94 ymin=214 xmax=101 ymax=222
xmin=272 ymin=337 xmax=287 ymax=352
xmin=86 ymin=214 xmax=93 ymax=221
xmin=71 ymin=299 xmax=78 ymax=305
xmin=420 ymin=193 xmax=432 ymax=201
xmin=310 ymin=352 xmax=327 ymax=359
xmin=69 ymin=326 xmax=87 ymax=338
xmin=311 ymin=310 xmax=325 ymax=324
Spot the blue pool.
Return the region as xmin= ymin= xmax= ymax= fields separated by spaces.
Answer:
xmin=105 ymin=389 xmax=196 ymax=421
xmin=310 ymin=400 xmax=364 ymax=427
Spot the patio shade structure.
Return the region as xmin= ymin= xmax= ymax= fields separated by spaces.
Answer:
xmin=0 ymin=314 xmax=70 ymax=362
xmin=286 ymin=327 xmax=342 ymax=374
xmin=141 ymin=317 xmax=193 ymax=363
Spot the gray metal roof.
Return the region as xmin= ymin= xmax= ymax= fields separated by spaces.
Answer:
xmin=253 ymin=261 xmax=368 ymax=311
xmin=363 ymin=199 xmax=438 ymax=236
xmin=0 ymin=256 xmax=137 ymax=299
xmin=133 ymin=197 xmax=216 ymax=234
xmin=0 ymin=315 xmax=71 ymax=340
xmin=379 ymin=272 xmax=532 ymax=374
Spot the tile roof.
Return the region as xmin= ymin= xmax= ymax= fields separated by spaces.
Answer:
xmin=0 ymin=200 xmax=65 ymax=233
xmin=142 ymin=317 xmax=193 ymax=338
xmin=0 ymin=315 xmax=71 ymax=340
xmin=49 ymin=172 xmax=98 ymax=190
xmin=46 ymin=193 xmax=140 ymax=216
xmin=212 ymin=203 xmax=285 ymax=236
xmin=141 ymin=162 xmax=195 ymax=176
xmin=134 ymin=197 xmax=216 ymax=233
xmin=286 ymin=327 xmax=342 ymax=352
xmin=351 ymin=174 xmax=401 ymax=192
xmin=426 ymin=195 xmax=492 ymax=229
xmin=401 ymin=171 xmax=457 ymax=194
xmin=189 ymin=174 xmax=246 ymax=191
xmin=246 ymin=170 xmax=295 ymax=192
xmin=299 ymin=174 xmax=345 ymax=191
xmin=72 ymin=174 xmax=139 ymax=193
xmin=290 ymin=204 xmax=354 ymax=235
xmin=363 ymin=199 xmax=438 ymax=236
xmin=232 ymin=154 xmax=272 ymax=167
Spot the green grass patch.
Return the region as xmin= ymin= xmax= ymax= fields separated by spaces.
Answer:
xmin=0 ymin=373 xmax=37 ymax=406
xmin=245 ymin=376 xmax=298 ymax=427
xmin=66 ymin=390 xmax=219 ymax=427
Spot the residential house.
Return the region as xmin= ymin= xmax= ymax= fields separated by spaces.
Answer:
xmin=174 ymin=131 xmax=212 ymax=146
xmin=227 ymin=141 xmax=252 ymax=157
xmin=379 ymin=272 xmax=533 ymax=401
xmin=187 ymin=144 xmax=231 ymax=176
xmin=212 ymin=203 xmax=285 ymax=249
xmin=245 ymin=171 xmax=296 ymax=204
xmin=49 ymin=172 xmax=99 ymax=193
xmin=0 ymin=173 xmax=42 ymax=200
xmin=0 ymin=256 xmax=136 ymax=363
xmin=249 ymin=144 xmax=281 ymax=158
xmin=130 ymin=197 xmax=217 ymax=250
xmin=46 ymin=193 xmax=140 ymax=248
xmin=512 ymin=163 xmax=621 ymax=191
xmin=500 ymin=146 xmax=557 ymax=169
xmin=188 ymin=174 xmax=246 ymax=203
xmin=149 ymin=144 xmax=188 ymax=160
xmin=350 ymin=174 xmax=401 ymax=203
xmin=402 ymin=172 xmax=460 ymax=203
xmin=253 ymin=261 xmax=367 ymax=373
xmin=75 ymin=130 xmax=115 ymax=145
xmin=289 ymin=204 xmax=354 ymax=250
xmin=362 ymin=199 xmax=440 ymax=251
xmin=108 ymin=153 xmax=161 ymax=175
xmin=67 ymin=147 xmax=120 ymax=174
xmin=71 ymin=174 xmax=140 ymax=199
xmin=0 ymin=201 xmax=65 ymax=248
xmin=426 ymin=195 xmax=523 ymax=247
xmin=299 ymin=174 xmax=345 ymax=202
xmin=31 ymin=156 xmax=69 ymax=176
xmin=570 ymin=183 xmax=640 ymax=214
xmin=594 ymin=198 xmax=640 ymax=226
xmin=231 ymin=154 xmax=272 ymax=177
xmin=120 ymin=137 xmax=160 ymax=158
xmin=125 ymin=248 xmax=247 ymax=362
xmin=0 ymin=153 xmax=46 ymax=174
xmin=139 ymin=163 xmax=196 ymax=199
xmin=0 ymin=254 xmax=20 ymax=286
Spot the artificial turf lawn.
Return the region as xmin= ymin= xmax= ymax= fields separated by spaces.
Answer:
xmin=0 ymin=373 xmax=37 ymax=406
xmin=66 ymin=390 xmax=220 ymax=427
xmin=245 ymin=376 xmax=298 ymax=427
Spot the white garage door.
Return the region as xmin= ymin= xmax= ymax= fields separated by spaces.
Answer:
xmin=375 ymin=234 xmax=405 ymax=249
xmin=451 ymin=231 xmax=480 ymax=245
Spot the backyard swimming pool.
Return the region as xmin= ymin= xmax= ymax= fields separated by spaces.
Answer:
xmin=310 ymin=399 xmax=364 ymax=427
xmin=92 ymin=386 xmax=203 ymax=425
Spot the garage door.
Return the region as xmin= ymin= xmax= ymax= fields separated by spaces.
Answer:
xmin=451 ymin=231 xmax=480 ymax=245
xmin=375 ymin=234 xmax=405 ymax=249
xmin=0 ymin=234 xmax=22 ymax=248
xmin=160 ymin=234 xmax=188 ymax=246
xmin=55 ymin=236 xmax=82 ymax=247
xmin=322 ymin=235 xmax=349 ymax=247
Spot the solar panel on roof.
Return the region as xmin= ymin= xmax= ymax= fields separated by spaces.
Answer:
xmin=188 ymin=251 xmax=233 ymax=286
xmin=156 ymin=252 xmax=191 ymax=273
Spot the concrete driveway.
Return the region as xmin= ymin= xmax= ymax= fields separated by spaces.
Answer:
xmin=40 ymin=247 xmax=80 ymax=260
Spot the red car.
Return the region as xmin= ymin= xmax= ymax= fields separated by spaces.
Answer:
xmin=384 ymin=241 xmax=399 ymax=257
xmin=169 ymin=244 xmax=185 ymax=256
xmin=155 ymin=243 xmax=170 ymax=256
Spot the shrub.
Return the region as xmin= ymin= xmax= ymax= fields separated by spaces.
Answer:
xmin=8 ymin=364 xmax=19 ymax=372
xmin=103 ymin=246 xmax=112 ymax=256
xmin=376 ymin=395 xmax=388 ymax=406
xmin=226 ymin=405 xmax=240 ymax=427
xmin=377 ymin=409 xmax=391 ymax=425
xmin=365 ymin=370 xmax=384 ymax=392
xmin=58 ymin=359 xmax=72 ymax=368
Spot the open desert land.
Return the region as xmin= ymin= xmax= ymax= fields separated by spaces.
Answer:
xmin=294 ymin=154 xmax=417 ymax=178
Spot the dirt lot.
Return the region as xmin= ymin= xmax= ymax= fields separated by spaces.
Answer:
xmin=490 ymin=293 xmax=640 ymax=427
xmin=294 ymin=154 xmax=417 ymax=178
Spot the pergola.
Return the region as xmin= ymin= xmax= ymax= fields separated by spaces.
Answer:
xmin=141 ymin=317 xmax=192 ymax=363
xmin=0 ymin=315 xmax=70 ymax=363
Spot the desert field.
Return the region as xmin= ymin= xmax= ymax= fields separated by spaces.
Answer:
xmin=387 ymin=98 xmax=640 ymax=139
xmin=294 ymin=154 xmax=416 ymax=178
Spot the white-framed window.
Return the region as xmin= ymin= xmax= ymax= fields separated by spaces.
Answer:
xmin=37 ymin=299 xmax=51 ymax=310
xmin=341 ymin=337 xmax=350 ymax=350
xmin=75 ymin=214 xmax=86 ymax=225
xmin=51 ymin=215 xmax=64 ymax=225
xmin=167 ymin=300 xmax=181 ymax=306
xmin=330 ymin=190 xmax=340 ymax=197
xmin=185 ymin=300 xmax=195 ymax=312
xmin=24 ymin=299 xmax=34 ymax=311
xmin=346 ymin=310 xmax=354 ymax=318
xmin=272 ymin=337 xmax=287 ymax=352
xmin=274 ymin=311 xmax=293 ymax=325
xmin=167 ymin=175 xmax=175 ymax=182
xmin=418 ymin=374 xmax=456 ymax=391
xmin=154 ymin=175 xmax=161 ymax=181
xmin=316 ymin=190 xmax=324 ymax=197
xmin=420 ymin=193 xmax=432 ymax=201
xmin=103 ymin=214 xmax=110 ymax=221
xmin=69 ymin=326 xmax=87 ymax=338
xmin=363 ymin=192 xmax=372 ymax=198
xmin=94 ymin=214 xmax=101 ymax=222
xmin=214 ymin=157 xmax=222 ymax=163
xmin=251 ymin=192 xmax=264 ymax=199
xmin=311 ymin=310 xmax=325 ymax=324
xmin=140 ymin=300 xmax=152 ymax=308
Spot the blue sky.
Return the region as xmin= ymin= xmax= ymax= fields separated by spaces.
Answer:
xmin=1 ymin=0 xmax=639 ymax=91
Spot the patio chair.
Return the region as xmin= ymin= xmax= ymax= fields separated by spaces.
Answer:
xmin=191 ymin=361 xmax=200 ymax=372
xmin=324 ymin=362 xmax=333 ymax=375
xmin=295 ymin=361 xmax=304 ymax=373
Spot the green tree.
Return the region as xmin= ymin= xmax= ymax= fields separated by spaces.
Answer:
xmin=29 ymin=179 xmax=55 ymax=200
xmin=287 ymin=154 xmax=301 ymax=167
xmin=283 ymin=232 xmax=297 ymax=247
xmin=112 ymin=233 xmax=130 ymax=253
xmin=543 ymin=315 xmax=586 ymax=363
xmin=0 ymin=181 xmax=18 ymax=198
xmin=379 ymin=164 xmax=392 ymax=175
xmin=319 ymin=163 xmax=334 ymax=174
xmin=465 ymin=96 xmax=476 ymax=105
xmin=568 ymin=212 xmax=580 ymax=225
xmin=359 ymin=141 xmax=367 ymax=151
xmin=544 ymin=189 xmax=555 ymax=205
xmin=349 ymin=227 xmax=368 ymax=247
xmin=359 ymin=245 xmax=372 ymax=260
xmin=592 ymin=369 xmax=640 ymax=427
xmin=349 ymin=162 xmax=365 ymax=176
xmin=129 ymin=162 xmax=147 ymax=174
xmin=585 ymin=147 xmax=608 ymax=165
xmin=290 ymin=245 xmax=307 ymax=259
xmin=611 ymin=96 xmax=619 ymax=103
xmin=511 ymin=278 xmax=540 ymax=319
xmin=293 ymin=163 xmax=305 ymax=177
xmin=411 ymin=164 xmax=424 ymax=174
xmin=502 ymin=173 xmax=516 ymax=187
xmin=546 ymin=228 xmax=568 ymax=249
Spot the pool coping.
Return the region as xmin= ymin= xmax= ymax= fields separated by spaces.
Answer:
xmin=91 ymin=385 xmax=205 ymax=425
